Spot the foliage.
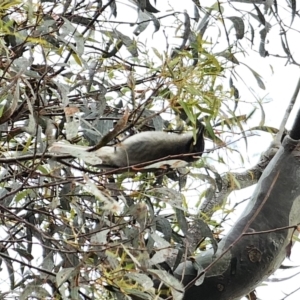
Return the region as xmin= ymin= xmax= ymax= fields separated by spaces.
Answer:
xmin=0 ymin=0 xmax=298 ymax=299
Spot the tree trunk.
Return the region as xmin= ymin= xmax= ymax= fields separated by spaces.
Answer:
xmin=175 ymin=135 xmax=300 ymax=300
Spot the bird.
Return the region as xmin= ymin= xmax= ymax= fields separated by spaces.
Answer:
xmin=49 ymin=125 xmax=205 ymax=168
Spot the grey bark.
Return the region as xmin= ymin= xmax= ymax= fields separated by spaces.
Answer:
xmin=174 ymin=135 xmax=300 ymax=299
xmin=200 ymin=142 xmax=280 ymax=217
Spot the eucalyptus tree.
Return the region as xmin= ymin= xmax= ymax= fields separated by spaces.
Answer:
xmin=0 ymin=1 xmax=299 ymax=299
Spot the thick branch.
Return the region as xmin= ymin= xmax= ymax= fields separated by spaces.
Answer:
xmin=175 ymin=134 xmax=300 ymax=300
xmin=200 ymin=142 xmax=279 ymax=216
xmin=201 ymin=75 xmax=300 ymax=216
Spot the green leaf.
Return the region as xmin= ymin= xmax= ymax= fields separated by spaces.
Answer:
xmin=178 ymin=100 xmax=196 ymax=125
xmin=152 ymin=47 xmax=163 ymax=60
xmin=72 ymin=52 xmax=82 ymax=66
xmin=241 ymin=63 xmax=265 ymax=90
xmin=15 ymin=190 xmax=30 ymax=202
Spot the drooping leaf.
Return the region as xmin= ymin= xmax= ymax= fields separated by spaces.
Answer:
xmin=110 ymin=0 xmax=117 ymax=17
xmin=216 ymin=50 xmax=239 ymax=64
xmin=290 ymin=0 xmax=296 ymax=25
xmin=137 ymin=0 xmax=159 ymax=13
xmin=148 ymin=269 xmax=184 ymax=300
xmin=249 ymin=23 xmax=255 ymax=46
xmin=280 ymin=36 xmax=290 ymax=56
xmin=133 ymin=11 xmax=151 ymax=35
xmin=178 ymin=99 xmax=197 ymax=125
xmin=181 ymin=12 xmax=191 ymax=48
xmin=194 ymin=4 xmax=200 ymax=22
xmin=274 ymin=0 xmax=278 ymax=13
xmin=253 ymin=3 xmax=266 ymax=25
xmin=155 ymin=216 xmax=173 ymax=242
xmin=0 ymin=94 xmax=19 ymax=125
xmin=214 ymin=114 xmax=247 ymax=129
xmin=175 ymin=208 xmax=188 ymax=235
xmin=102 ymin=29 xmax=139 ymax=57
xmin=246 ymin=126 xmax=279 ymax=135
xmin=241 ymin=63 xmax=266 ymax=89
xmin=227 ymin=17 xmax=245 ymax=39
xmin=13 ymin=248 xmax=34 ymax=261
